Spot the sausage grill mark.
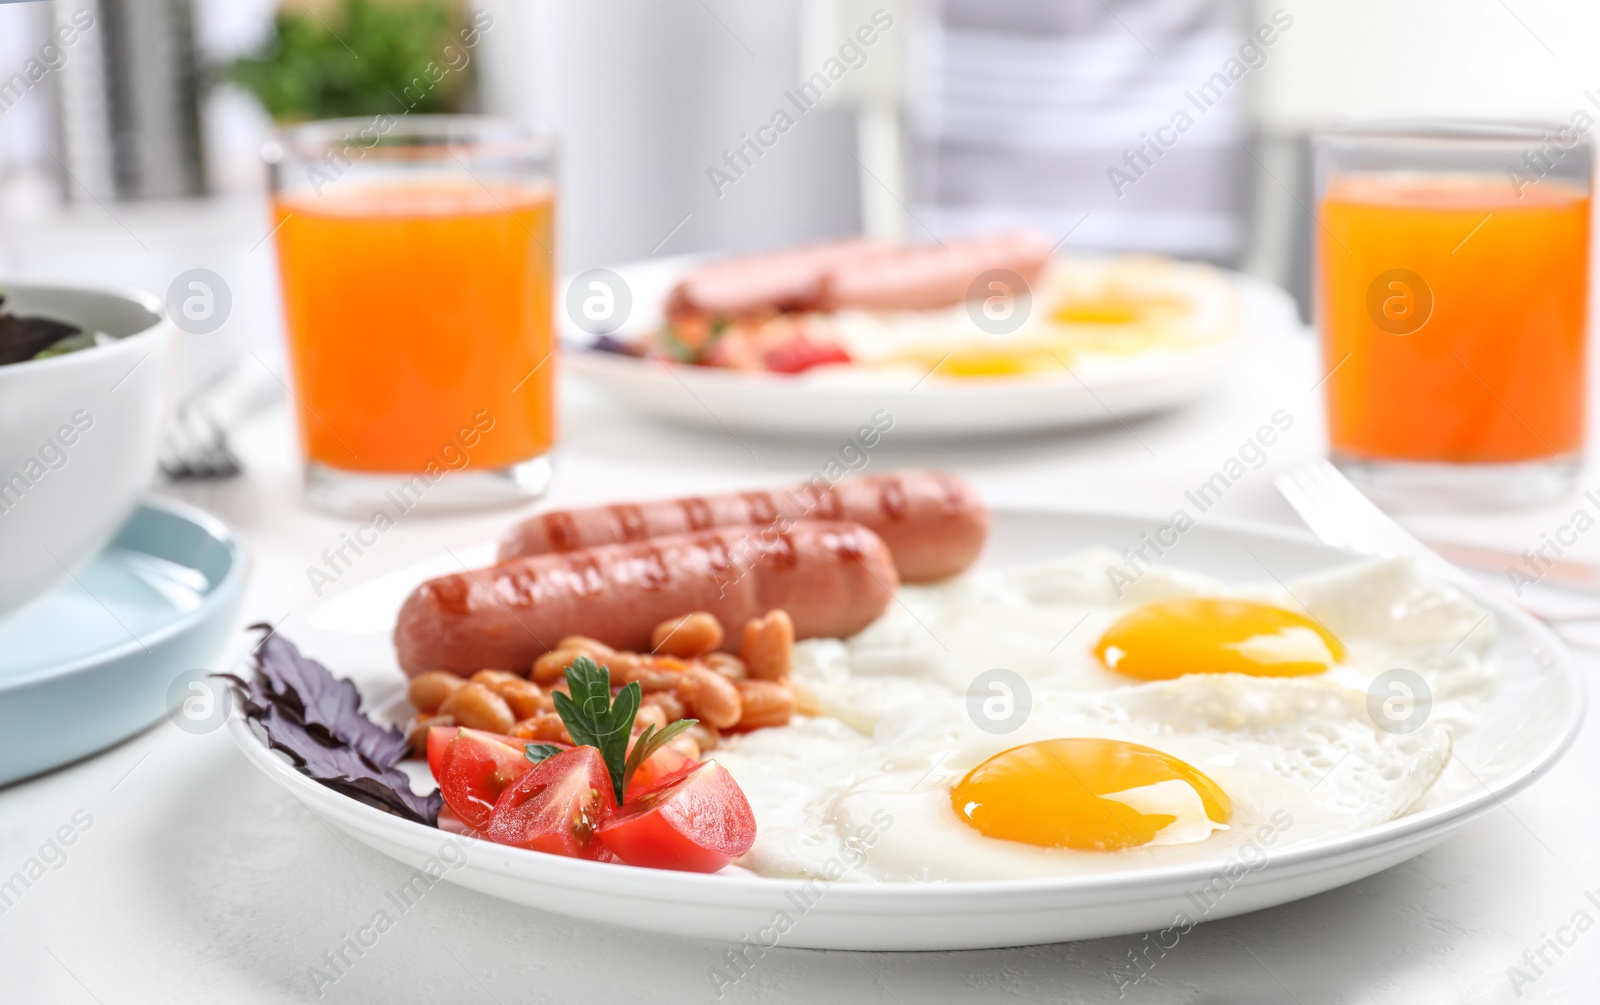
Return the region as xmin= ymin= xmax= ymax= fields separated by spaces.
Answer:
xmin=742 ymin=491 xmax=779 ymax=525
xmin=542 ymin=511 xmax=582 ymax=552
xmin=829 ymin=528 xmax=867 ymax=564
xmin=635 ymin=546 xmax=670 ymax=591
xmin=496 ymin=565 xmax=541 ymax=607
xmin=807 ymin=483 xmax=842 ymax=520
xmin=611 ymin=504 xmax=650 ymax=542
xmin=429 ymin=577 xmax=472 ymax=617
xmin=879 ymin=476 xmax=909 ymax=522
xmin=569 ymin=552 xmax=605 ymax=596
xmin=934 ymin=470 xmax=966 ymax=512
xmin=703 ymin=534 xmax=735 ymax=578
xmin=766 ymin=531 xmax=799 ymax=570
xmin=681 ymin=497 xmax=714 ymax=531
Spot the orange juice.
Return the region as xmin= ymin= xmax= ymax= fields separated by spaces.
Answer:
xmin=273 ymin=182 xmax=555 ymax=473
xmin=1319 ymin=174 xmax=1589 ymax=464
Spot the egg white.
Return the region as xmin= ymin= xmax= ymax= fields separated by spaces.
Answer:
xmin=719 ymin=676 xmax=1451 ymax=882
xmin=812 ymin=256 xmax=1240 ymax=377
xmin=792 ymin=551 xmax=1497 ymax=734
xmin=713 ymin=552 xmax=1489 ymax=882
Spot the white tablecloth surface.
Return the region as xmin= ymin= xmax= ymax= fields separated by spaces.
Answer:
xmin=3 ymin=199 xmax=1599 ymax=1005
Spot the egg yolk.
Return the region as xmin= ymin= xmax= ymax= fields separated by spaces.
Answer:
xmin=1093 ymin=598 xmax=1346 ymax=681
xmin=1052 ymin=300 xmax=1145 ymax=325
xmin=902 ymin=349 xmax=1058 ymax=377
xmin=952 ymin=738 xmax=1232 ymax=851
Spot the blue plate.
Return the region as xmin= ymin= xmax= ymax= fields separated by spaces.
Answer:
xmin=0 ymin=498 xmax=247 ymax=785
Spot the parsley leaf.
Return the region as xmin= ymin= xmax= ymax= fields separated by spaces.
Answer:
xmin=549 ymin=654 xmax=700 ymax=804
xmin=523 ymin=743 xmax=563 ymax=766
xmin=621 ymin=719 xmax=696 ymax=794
xmin=552 ymin=656 xmax=639 ymax=803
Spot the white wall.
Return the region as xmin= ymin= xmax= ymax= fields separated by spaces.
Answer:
xmin=1254 ymin=0 xmax=1599 ymax=129
xmin=476 ymin=0 xmax=863 ymax=273
xmin=1235 ymin=0 xmax=1600 ymax=311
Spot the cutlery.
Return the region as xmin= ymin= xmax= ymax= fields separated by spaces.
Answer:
xmin=1275 ymin=458 xmax=1600 ymax=626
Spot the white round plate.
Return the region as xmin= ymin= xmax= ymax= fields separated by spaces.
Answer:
xmin=560 ymin=257 xmax=1298 ymax=438
xmin=227 ymin=507 xmax=1582 ymax=950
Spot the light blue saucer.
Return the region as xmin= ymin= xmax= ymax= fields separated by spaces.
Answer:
xmin=0 ymin=498 xmax=247 ymax=785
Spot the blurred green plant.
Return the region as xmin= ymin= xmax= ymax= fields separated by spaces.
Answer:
xmin=226 ymin=0 xmax=473 ymax=121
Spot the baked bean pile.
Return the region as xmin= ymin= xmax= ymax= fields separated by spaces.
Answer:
xmin=405 ymin=609 xmax=797 ymax=759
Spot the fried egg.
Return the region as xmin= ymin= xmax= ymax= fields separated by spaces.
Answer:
xmin=711 ymin=552 xmax=1490 ymax=882
xmin=795 ymin=551 xmax=1496 ymax=734
xmin=718 ymin=676 xmax=1451 ymax=881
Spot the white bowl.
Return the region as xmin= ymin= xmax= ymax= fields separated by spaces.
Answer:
xmin=0 ymin=282 xmax=177 ymax=619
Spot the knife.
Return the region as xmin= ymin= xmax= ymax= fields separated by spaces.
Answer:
xmin=1423 ymin=539 xmax=1600 ymax=596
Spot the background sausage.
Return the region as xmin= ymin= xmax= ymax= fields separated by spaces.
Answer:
xmin=663 ymin=232 xmax=1050 ymax=318
xmin=396 ymin=521 xmax=900 ymax=676
xmin=495 ymin=469 xmax=986 ymax=583
xmin=665 ymin=237 xmax=891 ymax=321
xmin=819 ymin=230 xmax=1052 ymax=312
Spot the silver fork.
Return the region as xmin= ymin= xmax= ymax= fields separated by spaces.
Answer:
xmin=1274 ymin=459 xmax=1473 ymax=587
xmin=156 ymin=358 xmax=284 ymax=481
xmin=159 ymin=401 xmax=241 ymax=480
xmin=1275 ymin=458 xmax=1600 ymax=626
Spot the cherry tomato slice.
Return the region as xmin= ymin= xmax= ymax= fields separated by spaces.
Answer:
xmin=436 ymin=730 xmax=533 ymax=831
xmin=426 ymin=726 xmax=528 ymax=782
xmin=597 ymin=761 xmax=756 ymax=873
xmin=624 ymin=744 xmax=697 ymax=802
xmin=764 ymin=336 xmax=851 ymax=374
xmin=436 ymin=804 xmax=482 ymax=838
xmin=486 ymin=746 xmax=616 ymax=860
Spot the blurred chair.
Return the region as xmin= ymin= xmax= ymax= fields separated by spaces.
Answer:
xmin=908 ymin=0 xmax=1253 ymax=264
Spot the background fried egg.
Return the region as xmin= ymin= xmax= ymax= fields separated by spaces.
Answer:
xmin=817 ymin=256 xmax=1240 ymax=380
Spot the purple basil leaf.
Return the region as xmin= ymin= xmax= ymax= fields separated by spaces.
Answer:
xmin=250 ymin=625 xmax=408 ymax=769
xmin=321 ymin=776 xmax=442 ymax=825
xmin=247 ymin=695 xmax=440 ymax=825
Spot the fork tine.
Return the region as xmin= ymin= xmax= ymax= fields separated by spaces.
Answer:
xmin=1315 ymin=463 xmax=1419 ymax=556
xmin=1304 ymin=462 xmax=1383 ymax=554
xmin=1274 ymin=471 xmax=1353 ymax=551
xmin=1290 ymin=464 xmax=1363 ymax=549
xmin=1276 ymin=460 xmax=1475 ymax=588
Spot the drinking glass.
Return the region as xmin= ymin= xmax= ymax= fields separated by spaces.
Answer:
xmin=266 ymin=116 xmax=555 ymax=513
xmin=1314 ymin=123 xmax=1591 ymax=507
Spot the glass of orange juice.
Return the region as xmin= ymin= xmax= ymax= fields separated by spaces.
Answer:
xmin=265 ymin=117 xmax=555 ymax=513
xmin=1315 ymin=124 xmax=1591 ymax=507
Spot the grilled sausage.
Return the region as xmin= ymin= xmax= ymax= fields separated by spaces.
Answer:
xmin=495 ymin=470 xmax=986 ymax=583
xmin=395 ymin=521 xmax=899 ymax=676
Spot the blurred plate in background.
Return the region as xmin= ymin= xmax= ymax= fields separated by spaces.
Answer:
xmin=562 ymin=256 xmax=1299 ymax=438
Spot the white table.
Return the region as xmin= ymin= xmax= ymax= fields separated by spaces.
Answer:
xmin=3 ymin=202 xmax=1599 ymax=1004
